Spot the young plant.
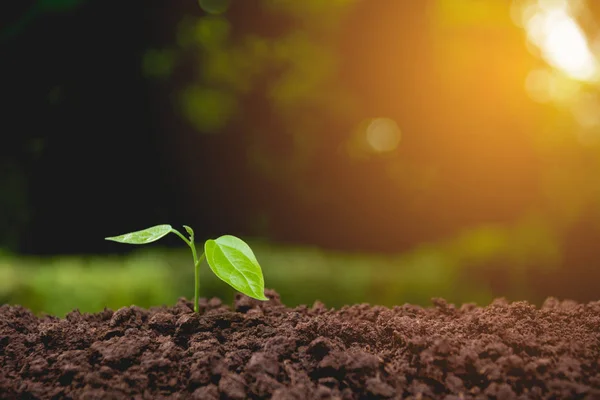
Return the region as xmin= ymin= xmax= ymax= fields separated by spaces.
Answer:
xmin=105 ymin=224 xmax=267 ymax=312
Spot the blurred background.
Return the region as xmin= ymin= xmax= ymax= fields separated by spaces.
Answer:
xmin=2 ymin=0 xmax=600 ymax=316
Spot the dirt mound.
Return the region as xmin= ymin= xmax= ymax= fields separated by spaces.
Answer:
xmin=1 ymin=290 xmax=599 ymax=399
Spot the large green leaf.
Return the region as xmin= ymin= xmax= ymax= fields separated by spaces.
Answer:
xmin=105 ymin=224 xmax=173 ymax=245
xmin=204 ymin=235 xmax=268 ymax=300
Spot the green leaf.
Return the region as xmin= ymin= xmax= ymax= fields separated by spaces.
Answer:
xmin=183 ymin=225 xmax=194 ymax=238
xmin=204 ymin=235 xmax=268 ymax=300
xmin=105 ymin=224 xmax=173 ymax=245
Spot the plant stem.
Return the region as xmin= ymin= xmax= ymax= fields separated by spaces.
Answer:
xmin=172 ymin=228 xmax=205 ymax=313
xmin=190 ymin=242 xmax=205 ymax=313
xmin=171 ymin=229 xmax=191 ymax=246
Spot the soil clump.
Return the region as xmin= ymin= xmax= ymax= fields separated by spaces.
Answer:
xmin=1 ymin=290 xmax=599 ymax=399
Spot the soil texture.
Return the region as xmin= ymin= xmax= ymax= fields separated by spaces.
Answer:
xmin=1 ymin=290 xmax=600 ymax=399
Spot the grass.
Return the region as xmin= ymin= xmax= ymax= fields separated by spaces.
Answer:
xmin=0 ymin=221 xmax=559 ymax=316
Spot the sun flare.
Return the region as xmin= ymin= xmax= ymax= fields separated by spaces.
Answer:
xmin=522 ymin=1 xmax=597 ymax=82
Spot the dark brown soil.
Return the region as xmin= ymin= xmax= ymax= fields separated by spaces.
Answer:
xmin=1 ymin=290 xmax=599 ymax=399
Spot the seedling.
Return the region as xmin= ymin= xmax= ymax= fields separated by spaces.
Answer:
xmin=105 ymin=224 xmax=268 ymax=312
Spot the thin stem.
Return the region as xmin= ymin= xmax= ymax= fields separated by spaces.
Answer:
xmin=189 ymin=242 xmax=205 ymax=313
xmin=171 ymin=229 xmax=191 ymax=247
xmin=172 ymin=228 xmax=204 ymax=312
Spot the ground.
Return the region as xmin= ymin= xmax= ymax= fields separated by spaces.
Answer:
xmin=1 ymin=290 xmax=599 ymax=399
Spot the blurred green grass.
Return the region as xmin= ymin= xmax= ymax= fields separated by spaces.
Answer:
xmin=0 ymin=219 xmax=560 ymax=316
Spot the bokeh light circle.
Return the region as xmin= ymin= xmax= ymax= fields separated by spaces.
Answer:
xmin=366 ymin=118 xmax=401 ymax=153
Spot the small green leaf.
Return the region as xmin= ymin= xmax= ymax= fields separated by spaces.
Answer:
xmin=105 ymin=224 xmax=173 ymax=244
xmin=183 ymin=225 xmax=194 ymax=238
xmin=204 ymin=235 xmax=268 ymax=300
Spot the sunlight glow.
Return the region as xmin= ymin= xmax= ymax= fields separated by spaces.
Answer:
xmin=366 ymin=118 xmax=401 ymax=153
xmin=525 ymin=68 xmax=582 ymax=103
xmin=523 ymin=1 xmax=598 ymax=82
xmin=571 ymin=94 xmax=600 ymax=129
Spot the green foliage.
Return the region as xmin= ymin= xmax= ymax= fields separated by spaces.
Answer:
xmin=105 ymin=224 xmax=267 ymax=312
xmin=193 ymin=16 xmax=231 ymax=48
xmin=105 ymin=224 xmax=173 ymax=244
xmin=205 ymin=236 xmax=268 ymax=300
xmin=183 ymin=225 xmax=195 ymax=237
xmin=0 ymin=251 xmax=176 ymax=316
xmin=2 ymin=222 xmax=564 ymax=316
xmin=180 ymin=86 xmax=237 ymax=133
xmin=145 ymin=0 xmax=360 ymax=178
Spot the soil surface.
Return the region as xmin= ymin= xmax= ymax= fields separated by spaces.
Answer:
xmin=1 ymin=290 xmax=599 ymax=399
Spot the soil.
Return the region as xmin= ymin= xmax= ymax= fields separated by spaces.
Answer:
xmin=1 ymin=290 xmax=599 ymax=400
